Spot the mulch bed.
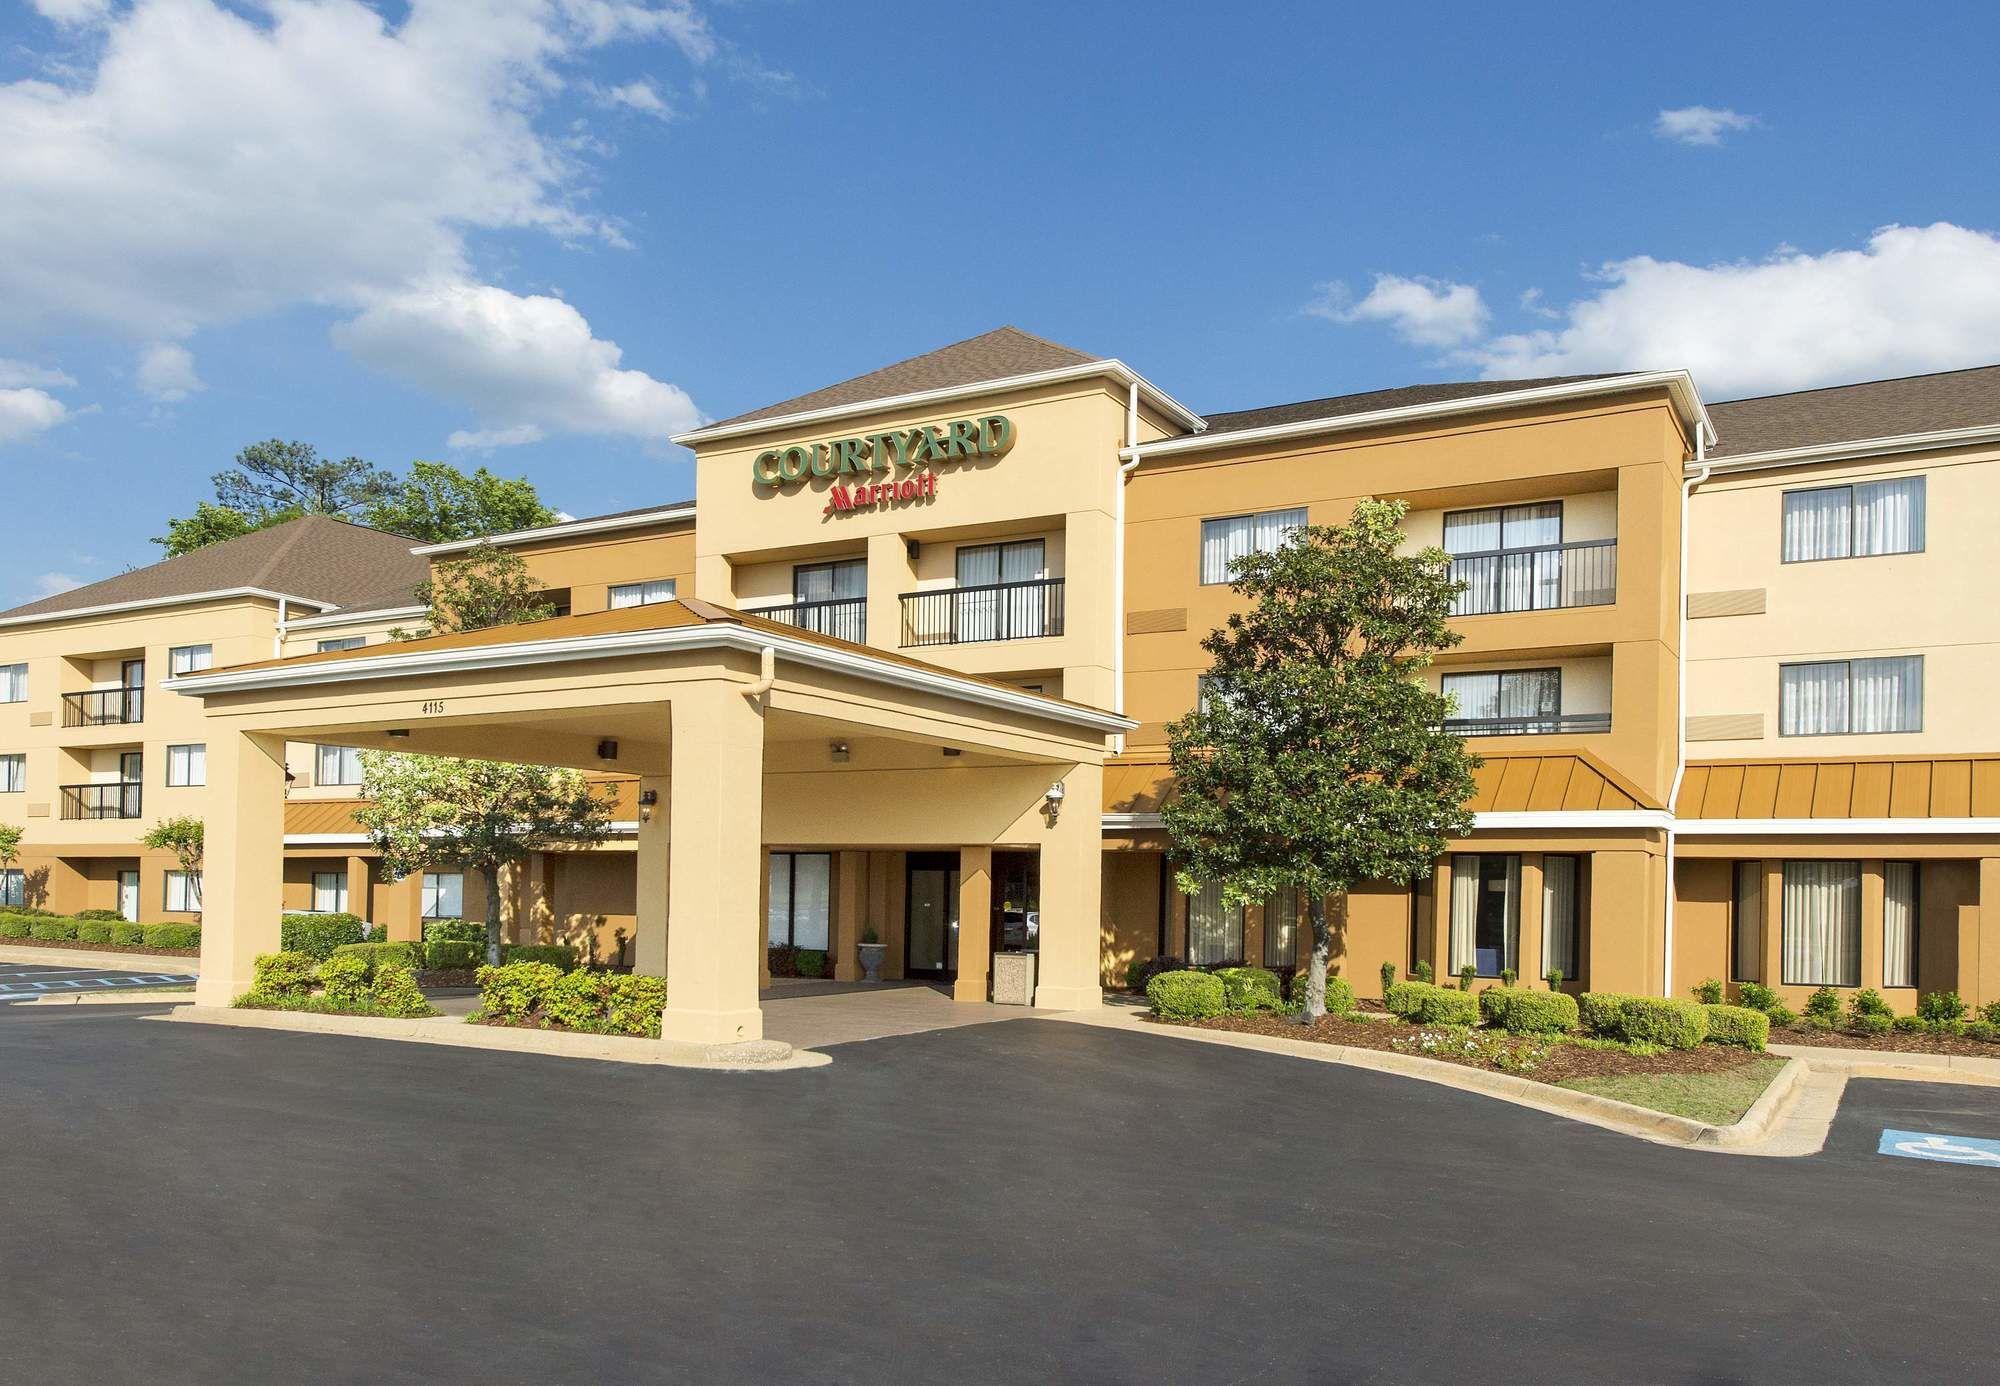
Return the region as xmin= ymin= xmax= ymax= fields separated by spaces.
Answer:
xmin=417 ymin=968 xmax=477 ymax=989
xmin=1767 ymin=1025 xmax=2000 ymax=1059
xmin=0 ymin=936 xmax=197 ymax=959
xmin=1159 ymin=1012 xmax=1767 ymax=1085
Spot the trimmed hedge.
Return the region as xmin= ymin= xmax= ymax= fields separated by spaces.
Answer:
xmin=1214 ymin=965 xmax=1285 ymax=1012
xmin=110 ymin=922 xmax=146 ymax=946
xmin=1580 ymin=992 xmax=1709 ymax=1049
xmin=251 ymin=951 xmax=319 ymax=996
xmin=423 ymin=940 xmax=481 ymax=970
xmin=281 ymin=912 xmax=367 ymax=960
xmin=77 ymin=919 xmax=114 ymax=943
xmin=422 ymin=918 xmax=485 ymax=948
xmin=502 ymin=943 xmax=578 ymax=970
xmin=1146 ymin=970 xmax=1227 ymax=1021
xmin=29 ymin=917 xmax=79 ymax=941
xmin=0 ymin=913 xmax=31 ymax=939
xmin=239 ymin=949 xmax=431 ymax=1018
xmin=142 ymin=923 xmax=200 ymax=949
xmin=331 ymin=941 xmax=424 ymax=972
xmin=473 ymin=962 xmax=667 ymax=1038
xmin=1385 ymin=979 xmax=1481 ymax=1027
xmin=75 ymin=908 xmax=127 ymax=922
xmin=1289 ymin=970 xmax=1356 ymax=1016
xmin=1702 ymin=1004 xmax=1770 ymax=1050
xmin=1479 ymin=986 xmax=1580 ymax=1035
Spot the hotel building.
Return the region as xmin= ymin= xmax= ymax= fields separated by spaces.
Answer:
xmin=3 ymin=329 xmax=1997 ymax=1039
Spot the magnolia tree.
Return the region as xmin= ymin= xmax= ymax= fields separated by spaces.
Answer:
xmin=354 ymin=753 xmax=614 ymax=966
xmin=1161 ymin=498 xmax=1480 ymax=1020
xmin=142 ymin=815 xmax=205 ymax=920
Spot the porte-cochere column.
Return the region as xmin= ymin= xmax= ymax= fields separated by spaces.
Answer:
xmin=193 ymin=730 xmax=288 ymax=1007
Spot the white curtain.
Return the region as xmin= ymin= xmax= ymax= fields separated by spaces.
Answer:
xmin=1783 ymin=486 xmax=1853 ymax=561
xmin=791 ymin=854 xmax=831 ymax=950
xmin=1853 ymin=477 xmax=1925 ymax=556
xmin=1263 ymin=886 xmax=1299 ymax=968
xmin=1782 ymin=860 xmax=1860 ymax=986
xmin=1442 ymin=670 xmax=1559 ymax=730
xmin=1732 ymin=862 xmax=1763 ymax=981
xmin=1448 ymin=857 xmax=1479 ymax=974
xmin=765 ymin=855 xmax=792 ymax=946
xmin=1883 ymin=861 xmax=1917 ymax=989
xmin=1499 ymin=856 xmax=1520 ymax=974
xmin=1850 ymin=656 xmax=1922 ymax=733
xmin=1780 ymin=661 xmax=1850 ymax=735
xmin=1187 ymin=880 xmax=1243 ymax=965
xmin=1201 ymin=508 xmax=1305 ymax=585
xmin=0 ymin=664 xmax=24 ymax=702
xmin=1542 ymin=856 xmax=1578 ymax=979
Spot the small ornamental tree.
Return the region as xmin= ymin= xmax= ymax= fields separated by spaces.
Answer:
xmin=1162 ymin=498 xmax=1480 ymax=1021
xmin=142 ymin=815 xmax=205 ymax=920
xmin=396 ymin=542 xmax=557 ymax=639
xmin=355 ymin=754 xmax=614 ymax=966
xmin=0 ymin=822 xmax=22 ymax=902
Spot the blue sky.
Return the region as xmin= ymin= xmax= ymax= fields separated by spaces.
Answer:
xmin=3 ymin=0 xmax=1998 ymax=605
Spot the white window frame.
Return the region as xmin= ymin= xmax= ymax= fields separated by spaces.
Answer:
xmin=608 ymin=578 xmax=677 ymax=609
xmin=1781 ymin=477 xmax=1925 ymax=563
xmin=316 ymin=744 xmax=365 ymax=786
xmin=316 ymin=636 xmax=366 ymax=653
xmin=0 ymin=753 xmax=23 ymax=793
xmin=165 ymin=743 xmax=205 ymax=787
xmin=1199 ymin=508 xmax=1307 ymax=585
xmin=312 ymin=870 xmax=349 ymax=914
xmin=164 ymin=870 xmax=203 ymax=913
xmin=1778 ymin=656 xmax=1923 ymax=736
xmin=0 ymin=664 xmax=25 ymax=703
xmin=421 ymin=871 xmax=464 ymax=920
xmin=168 ymin=644 xmax=213 ymax=676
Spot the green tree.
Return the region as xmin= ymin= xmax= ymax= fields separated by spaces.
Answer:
xmin=0 ymin=822 xmax=22 ymax=902
xmin=141 ymin=815 xmax=205 ymax=921
xmin=1161 ymin=498 xmax=1480 ymax=1020
xmin=355 ymin=754 xmax=614 ymax=965
xmin=399 ymin=542 xmax=557 ymax=638
xmin=363 ymin=461 xmax=558 ymax=545
xmin=154 ymin=500 xmax=300 ymax=558
xmin=156 ymin=439 xmax=396 ymax=555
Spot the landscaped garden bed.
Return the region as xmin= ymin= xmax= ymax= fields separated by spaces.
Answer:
xmin=233 ymin=947 xmax=436 ymax=1019
xmin=467 ymin=961 xmax=666 ymax=1039
xmin=0 ymin=932 xmax=198 ymax=958
xmin=0 ymin=909 xmax=199 ymax=955
xmin=1694 ymin=980 xmax=2000 ymax=1059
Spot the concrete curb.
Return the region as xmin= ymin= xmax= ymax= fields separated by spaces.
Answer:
xmin=152 ymin=1004 xmax=832 ymax=1072
xmin=1771 ymin=1042 xmax=2000 ymax=1083
xmin=6 ymin=988 xmax=195 ymax=1007
xmin=0 ymin=945 xmax=200 ymax=974
xmin=1057 ymin=1006 xmax=1807 ymax=1151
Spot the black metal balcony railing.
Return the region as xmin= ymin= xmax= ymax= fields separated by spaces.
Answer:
xmin=62 ymin=688 xmax=144 ymax=727
xmin=1448 ymin=538 xmax=1617 ymax=616
xmin=750 ymin=596 xmax=867 ymax=644
xmin=60 ymin=781 xmax=143 ymax=820
xmin=900 ymin=578 xmax=1065 ymax=648
xmin=1443 ymin=713 xmax=1613 ymax=738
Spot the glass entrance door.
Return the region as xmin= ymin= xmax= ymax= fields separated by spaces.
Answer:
xmin=992 ymin=851 xmax=1040 ymax=954
xmin=905 ymin=852 xmax=960 ymax=979
xmin=117 ymin=870 xmax=140 ymax=923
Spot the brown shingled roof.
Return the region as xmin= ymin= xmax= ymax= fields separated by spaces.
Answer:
xmin=704 ymin=327 xmax=1101 ymax=430
xmin=0 ymin=514 xmax=428 ymax=624
xmin=1197 ymin=375 xmax=1630 ymax=437
xmin=1709 ymin=363 xmax=2000 ymax=458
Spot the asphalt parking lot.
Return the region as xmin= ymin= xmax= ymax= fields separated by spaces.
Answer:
xmin=0 ymin=960 xmax=197 ymax=1001
xmin=2 ymin=1004 xmax=1996 ymax=1385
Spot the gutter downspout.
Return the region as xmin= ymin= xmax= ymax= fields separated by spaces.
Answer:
xmin=1114 ymin=382 xmax=1142 ymax=753
xmin=741 ymin=645 xmax=776 ymax=703
xmin=1663 ymin=427 xmax=1714 ymax=999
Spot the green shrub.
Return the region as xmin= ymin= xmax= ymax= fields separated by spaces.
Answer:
xmin=1850 ymin=1012 xmax=1893 ymax=1037
xmin=1893 ymin=1014 xmax=1926 ymax=1033
xmin=1457 ymin=964 xmax=1476 ymax=991
xmin=281 ymin=912 xmax=366 ymax=959
xmin=318 ymin=952 xmax=372 ymax=1007
xmin=603 ymin=974 xmax=668 ymax=1037
xmin=1544 ymin=968 xmax=1564 ymax=991
xmin=368 ymin=963 xmax=432 ymax=1018
xmin=1967 ymin=1020 xmax=1999 ymax=1044
xmin=1848 ymin=987 xmax=1894 ymax=1020
xmin=110 ymin=921 xmax=145 ymax=945
xmin=1692 ymin=978 xmax=1724 ymax=1006
xmin=1981 ymin=1001 xmax=2000 ymax=1027
xmin=1386 ymin=979 xmax=1481 ymax=1026
xmin=795 ymin=948 xmax=828 ymax=980
xmin=422 ymin=918 xmax=485 ymax=948
xmin=1146 ymin=970 xmax=1227 ymax=1021
xmin=1289 ymin=970 xmax=1356 ymax=1015
xmin=1917 ymin=990 xmax=1967 ymax=1024
xmin=331 ymin=941 xmax=423 ymax=973
xmin=1214 ymin=966 xmax=1285 ymax=1013
xmin=251 ymin=951 xmax=319 ymax=997
xmin=1803 ymin=986 xmax=1842 ymax=1022
xmin=76 ymin=919 xmax=114 ymax=943
xmin=1766 ymin=1004 xmax=1798 ymax=1028
xmin=1926 ymin=1018 xmax=1967 ymax=1037
xmin=1499 ymin=968 xmax=1517 ymax=987
xmin=1702 ymin=1004 xmax=1770 ymax=1051
xmin=75 ymin=907 xmax=127 ymax=922
xmin=424 ymin=940 xmax=480 ymax=970
xmin=1734 ymin=981 xmax=1779 ymax=1013
xmin=477 ymin=961 xmax=563 ymax=1020
xmin=29 ymin=917 xmax=79 ymax=941
xmin=0 ymin=912 xmax=31 ymax=939
xmin=142 ymin=923 xmax=199 ymax=949
xmin=1413 ymin=959 xmax=1433 ymax=984
xmin=538 ymin=969 xmax=606 ymax=1030
xmin=501 ymin=943 xmax=578 ymax=970
xmin=1380 ymin=961 xmax=1397 ymax=997
xmin=1480 ymin=987 xmax=1580 ymax=1035
xmin=1580 ymin=993 xmax=1709 ymax=1049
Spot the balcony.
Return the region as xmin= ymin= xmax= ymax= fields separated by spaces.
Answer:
xmin=1448 ymin=539 xmax=1616 ymax=616
xmin=749 ymin=596 xmax=867 ymax=644
xmin=1443 ymin=712 xmax=1612 ymax=738
xmin=62 ymin=688 xmax=144 ymax=728
xmin=61 ymin=781 xmax=143 ymax=820
xmin=900 ymin=578 xmax=1065 ymax=648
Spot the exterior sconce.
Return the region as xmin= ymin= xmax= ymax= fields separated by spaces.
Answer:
xmin=596 ymin=738 xmax=619 ymax=761
xmin=1044 ymin=779 xmax=1066 ymax=823
xmin=830 ymin=740 xmax=850 ymax=763
xmin=906 ymin=538 xmax=921 ymax=561
xmin=638 ymin=787 xmax=658 ymax=824
xmin=387 ymin=729 xmax=410 ymax=738
xmin=941 ymin=747 xmax=961 ymax=758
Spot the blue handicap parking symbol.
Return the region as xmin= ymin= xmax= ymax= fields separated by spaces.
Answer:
xmin=1878 ymin=1129 xmax=2000 ymax=1167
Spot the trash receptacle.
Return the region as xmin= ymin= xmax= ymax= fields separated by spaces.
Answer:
xmin=991 ymin=951 xmax=1037 ymax=1006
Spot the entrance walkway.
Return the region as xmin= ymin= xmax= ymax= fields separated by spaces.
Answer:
xmin=758 ymin=979 xmax=1046 ymax=1048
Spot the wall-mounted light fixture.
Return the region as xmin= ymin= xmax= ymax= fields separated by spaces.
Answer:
xmin=1044 ymin=779 xmax=1066 ymax=823
xmin=596 ymin=739 xmax=619 ymax=761
xmin=638 ymin=787 xmax=658 ymax=823
xmin=941 ymin=747 xmax=961 ymax=758
xmin=830 ymin=740 xmax=850 ymax=763
xmin=906 ymin=538 xmax=921 ymax=561
xmin=387 ymin=729 xmax=410 ymax=739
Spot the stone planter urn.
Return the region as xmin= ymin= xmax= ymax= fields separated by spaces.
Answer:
xmin=856 ymin=941 xmax=888 ymax=983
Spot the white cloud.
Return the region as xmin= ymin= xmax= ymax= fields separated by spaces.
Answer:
xmin=0 ymin=0 xmax=713 ymax=437
xmin=449 ymin=424 xmax=548 ymax=450
xmin=1308 ymin=274 xmax=1490 ymax=349
xmin=334 ymin=280 xmax=702 ymax=446
xmin=1470 ymin=223 xmax=2000 ymax=397
xmin=1654 ymin=105 xmax=1758 ymax=147
xmin=31 ymin=571 xmax=84 ymax=597
xmin=593 ymin=79 xmax=672 ymax=118
xmin=0 ymin=388 xmax=70 ymax=443
xmin=0 ymin=359 xmax=76 ymax=389
xmin=29 ymin=0 xmax=113 ymax=24
xmin=136 ymin=342 xmax=203 ymax=402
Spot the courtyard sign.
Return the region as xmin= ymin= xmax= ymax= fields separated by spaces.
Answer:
xmin=751 ymin=414 xmax=1016 ymax=492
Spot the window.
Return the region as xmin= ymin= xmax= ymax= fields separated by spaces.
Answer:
xmin=312 ymin=871 xmax=349 ymax=914
xmin=0 ymin=754 xmax=22 ymax=793
xmin=421 ymin=872 xmax=464 ymax=920
xmin=316 ymin=744 xmax=364 ymax=786
xmin=1782 ymin=477 xmax=1924 ymax=562
xmin=316 ymin=636 xmax=365 ymax=653
xmin=1186 ymin=879 xmax=1244 ymax=966
xmin=1200 ymin=508 xmax=1307 ymax=585
xmin=608 ymin=578 xmax=677 ymax=609
xmin=1262 ymin=885 xmax=1299 ymax=969
xmin=1541 ymin=855 xmax=1580 ymax=981
xmin=1444 ymin=503 xmax=1565 ymax=614
xmin=1779 ymin=657 xmax=1922 ymax=736
xmin=954 ymin=540 xmax=1050 ymax=642
xmin=0 ymin=664 xmax=24 ymax=702
xmin=1441 ymin=668 xmax=1561 ymax=733
xmin=164 ymin=870 xmax=202 ymax=913
xmin=1408 ymin=870 xmax=1433 ymax=979
xmin=766 ymin=852 xmax=831 ymax=949
xmin=1449 ymin=854 xmax=1519 ymax=977
xmin=1883 ymin=861 xmax=1919 ymax=989
xmin=165 ymin=744 xmax=205 ymax=787
xmin=1731 ymin=862 xmax=1763 ymax=982
xmin=783 ymin=560 xmax=865 ymax=641
xmin=1781 ymin=860 xmax=1860 ymax=987
xmin=168 ymin=644 xmax=212 ymax=675
xmin=0 ymin=868 xmax=22 ymax=907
